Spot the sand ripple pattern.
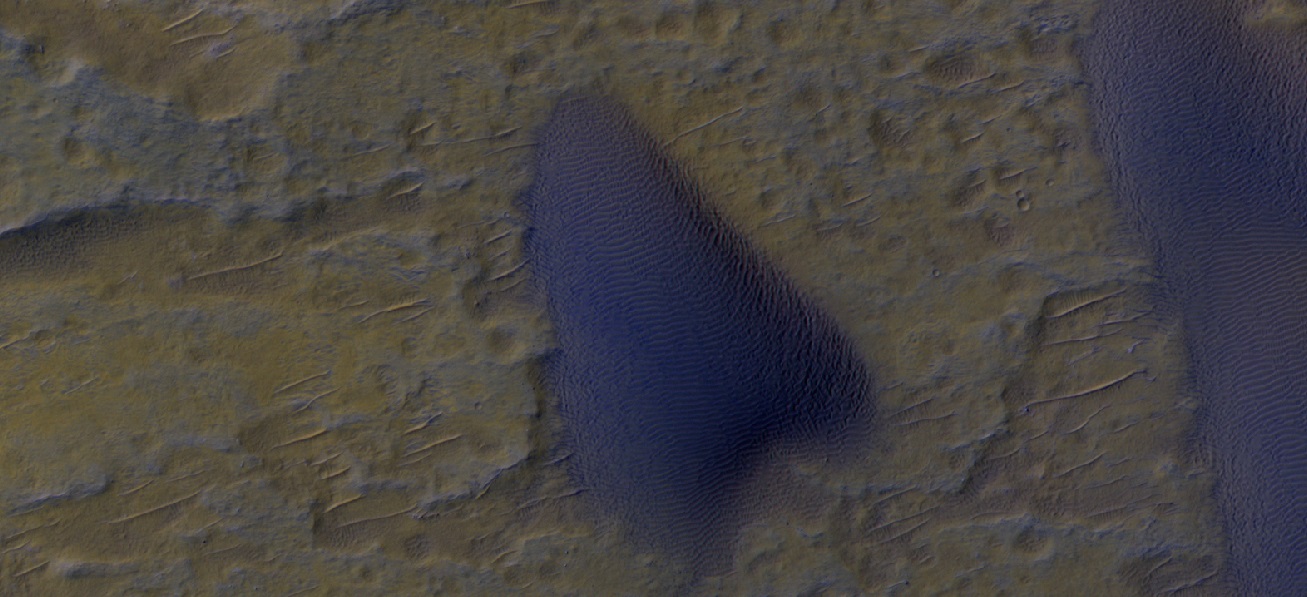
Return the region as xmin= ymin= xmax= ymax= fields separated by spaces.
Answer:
xmin=1083 ymin=1 xmax=1307 ymax=592
xmin=522 ymin=95 xmax=873 ymax=571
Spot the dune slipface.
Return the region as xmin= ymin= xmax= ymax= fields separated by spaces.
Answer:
xmin=1082 ymin=2 xmax=1307 ymax=593
xmin=522 ymin=95 xmax=873 ymax=566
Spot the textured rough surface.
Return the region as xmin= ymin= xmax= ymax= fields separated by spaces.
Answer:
xmin=0 ymin=1 xmax=1223 ymax=594
xmin=1082 ymin=1 xmax=1307 ymax=593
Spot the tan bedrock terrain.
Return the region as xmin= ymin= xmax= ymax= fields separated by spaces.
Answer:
xmin=0 ymin=1 xmax=1224 ymax=595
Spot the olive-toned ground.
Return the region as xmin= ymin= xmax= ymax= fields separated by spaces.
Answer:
xmin=0 ymin=1 xmax=1224 ymax=595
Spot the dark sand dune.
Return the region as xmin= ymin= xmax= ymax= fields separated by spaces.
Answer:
xmin=522 ymin=95 xmax=874 ymax=571
xmin=1082 ymin=2 xmax=1307 ymax=593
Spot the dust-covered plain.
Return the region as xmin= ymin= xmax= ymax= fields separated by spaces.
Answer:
xmin=0 ymin=1 xmax=1223 ymax=595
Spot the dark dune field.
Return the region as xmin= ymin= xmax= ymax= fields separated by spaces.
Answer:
xmin=1083 ymin=1 xmax=1307 ymax=593
xmin=522 ymin=95 xmax=874 ymax=573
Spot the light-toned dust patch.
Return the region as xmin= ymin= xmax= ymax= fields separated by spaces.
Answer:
xmin=0 ymin=1 xmax=296 ymax=119
xmin=0 ymin=198 xmax=548 ymax=594
xmin=1244 ymin=0 xmax=1307 ymax=26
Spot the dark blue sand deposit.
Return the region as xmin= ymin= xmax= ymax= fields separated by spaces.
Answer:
xmin=522 ymin=95 xmax=874 ymax=568
xmin=1083 ymin=2 xmax=1307 ymax=593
